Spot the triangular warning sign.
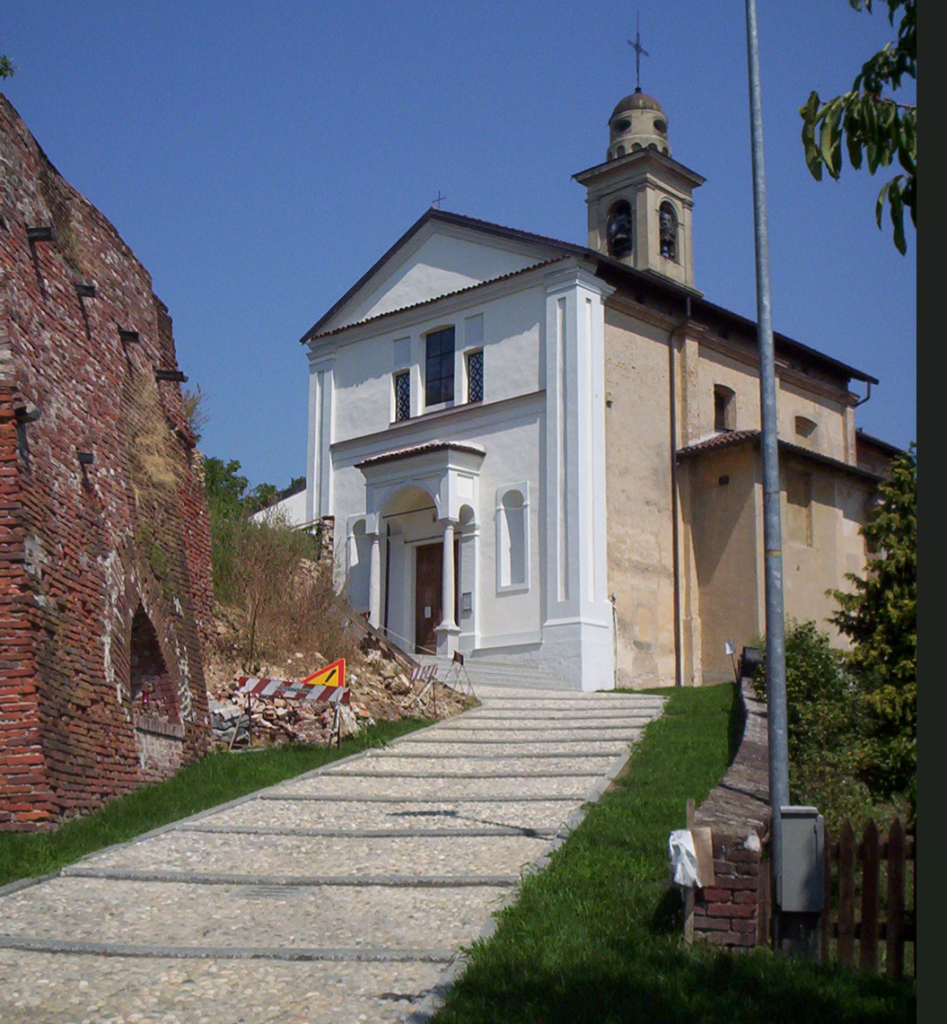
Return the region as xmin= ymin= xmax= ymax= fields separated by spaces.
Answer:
xmin=300 ymin=658 xmax=345 ymax=690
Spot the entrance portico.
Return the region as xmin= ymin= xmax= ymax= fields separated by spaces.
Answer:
xmin=352 ymin=441 xmax=484 ymax=656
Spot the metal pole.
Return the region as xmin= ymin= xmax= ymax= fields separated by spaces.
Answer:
xmin=744 ymin=0 xmax=790 ymax=940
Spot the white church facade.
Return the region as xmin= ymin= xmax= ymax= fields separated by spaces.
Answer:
xmin=282 ymin=90 xmax=895 ymax=691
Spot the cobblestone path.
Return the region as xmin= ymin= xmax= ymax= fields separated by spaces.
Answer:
xmin=0 ymin=684 xmax=664 ymax=1023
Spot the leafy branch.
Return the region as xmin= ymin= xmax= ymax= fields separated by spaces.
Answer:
xmin=800 ymin=0 xmax=916 ymax=254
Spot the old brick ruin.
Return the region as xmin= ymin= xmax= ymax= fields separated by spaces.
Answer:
xmin=0 ymin=94 xmax=213 ymax=830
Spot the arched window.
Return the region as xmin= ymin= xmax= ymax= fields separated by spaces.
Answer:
xmin=714 ymin=385 xmax=736 ymax=432
xmin=497 ymin=485 xmax=529 ymax=591
xmin=659 ymin=202 xmax=678 ymax=261
xmin=605 ymin=200 xmax=632 ymax=259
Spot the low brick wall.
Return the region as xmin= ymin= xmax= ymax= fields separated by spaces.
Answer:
xmin=692 ymin=680 xmax=771 ymax=948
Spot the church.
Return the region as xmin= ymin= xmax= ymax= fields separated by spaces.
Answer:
xmin=279 ymin=88 xmax=896 ymax=690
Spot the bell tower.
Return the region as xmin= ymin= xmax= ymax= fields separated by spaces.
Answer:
xmin=573 ymin=89 xmax=705 ymax=291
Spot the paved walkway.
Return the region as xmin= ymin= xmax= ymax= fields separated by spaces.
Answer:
xmin=0 ymin=683 xmax=665 ymax=1023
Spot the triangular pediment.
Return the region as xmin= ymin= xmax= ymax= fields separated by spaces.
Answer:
xmin=303 ymin=210 xmax=581 ymax=341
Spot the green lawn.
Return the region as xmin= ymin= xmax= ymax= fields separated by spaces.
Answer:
xmin=0 ymin=717 xmax=427 ymax=888
xmin=429 ymin=684 xmax=915 ymax=1024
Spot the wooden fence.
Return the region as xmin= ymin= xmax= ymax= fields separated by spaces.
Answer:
xmin=820 ymin=818 xmax=915 ymax=979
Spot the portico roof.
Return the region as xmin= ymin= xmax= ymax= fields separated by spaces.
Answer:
xmin=355 ymin=440 xmax=486 ymax=469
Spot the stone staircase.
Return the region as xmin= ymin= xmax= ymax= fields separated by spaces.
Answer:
xmin=414 ymin=654 xmax=576 ymax=691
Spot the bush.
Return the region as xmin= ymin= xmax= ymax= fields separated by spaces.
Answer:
xmin=753 ymin=620 xmax=873 ymax=830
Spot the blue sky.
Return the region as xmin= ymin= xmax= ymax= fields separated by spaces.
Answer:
xmin=2 ymin=1 xmax=916 ymax=488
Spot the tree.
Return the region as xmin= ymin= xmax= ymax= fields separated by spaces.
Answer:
xmin=0 ymin=55 xmax=13 ymax=79
xmin=800 ymin=0 xmax=916 ymax=254
xmin=830 ymin=445 xmax=916 ymax=796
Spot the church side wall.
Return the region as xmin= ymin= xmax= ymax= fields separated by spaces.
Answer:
xmin=692 ymin=337 xmax=852 ymax=464
xmin=778 ymin=455 xmax=871 ymax=649
xmin=603 ymin=308 xmax=677 ymax=688
xmin=687 ymin=446 xmax=762 ymax=682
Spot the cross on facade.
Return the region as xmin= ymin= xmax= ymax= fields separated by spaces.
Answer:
xmin=628 ymin=14 xmax=649 ymax=92
xmin=432 ymin=190 xmax=448 ymax=210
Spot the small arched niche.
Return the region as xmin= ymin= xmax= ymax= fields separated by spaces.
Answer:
xmin=497 ymin=485 xmax=528 ymax=591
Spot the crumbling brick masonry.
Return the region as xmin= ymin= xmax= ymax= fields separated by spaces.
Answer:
xmin=0 ymin=93 xmax=213 ymax=830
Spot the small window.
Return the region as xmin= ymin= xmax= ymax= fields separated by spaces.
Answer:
xmin=795 ymin=415 xmax=817 ymax=439
xmin=615 ymin=118 xmax=631 ymax=132
xmin=606 ymin=200 xmax=632 ymax=259
xmin=654 ymin=118 xmax=667 ymax=135
xmin=467 ymin=349 xmax=483 ymax=403
xmin=425 ymin=327 xmax=455 ymax=406
xmin=659 ymin=202 xmax=678 ymax=261
xmin=615 ymin=144 xmax=626 ymax=157
xmin=786 ymin=470 xmax=813 ymax=546
xmin=714 ymin=385 xmax=736 ymax=432
xmin=393 ymin=370 xmax=410 ymax=422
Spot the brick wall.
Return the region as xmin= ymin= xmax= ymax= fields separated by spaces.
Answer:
xmin=692 ymin=680 xmax=771 ymax=948
xmin=0 ymin=93 xmax=212 ymax=830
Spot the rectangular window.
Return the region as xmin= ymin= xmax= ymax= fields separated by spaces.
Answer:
xmin=393 ymin=370 xmax=411 ymax=422
xmin=467 ymin=349 xmax=484 ymax=403
xmin=786 ymin=470 xmax=812 ymax=546
xmin=425 ymin=327 xmax=455 ymax=407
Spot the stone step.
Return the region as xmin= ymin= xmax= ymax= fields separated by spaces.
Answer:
xmin=384 ymin=741 xmax=630 ymax=757
xmin=326 ymin=755 xmax=618 ymax=776
xmin=199 ymin=797 xmax=579 ymax=834
xmin=72 ymin=829 xmax=551 ymax=879
xmin=0 ymin=876 xmax=508 ymax=954
xmin=274 ymin=773 xmax=598 ymax=800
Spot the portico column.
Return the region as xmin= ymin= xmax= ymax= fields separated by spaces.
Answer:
xmin=368 ymin=532 xmax=381 ymax=628
xmin=440 ymin=519 xmax=457 ymax=629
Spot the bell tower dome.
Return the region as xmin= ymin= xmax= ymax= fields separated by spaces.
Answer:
xmin=574 ymin=90 xmax=704 ymax=292
xmin=607 ymin=89 xmax=670 ymax=161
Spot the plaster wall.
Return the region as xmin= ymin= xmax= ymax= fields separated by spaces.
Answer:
xmin=779 ymin=458 xmax=871 ymax=648
xmin=603 ymin=308 xmax=677 ymax=688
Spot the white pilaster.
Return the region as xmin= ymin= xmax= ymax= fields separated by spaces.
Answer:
xmin=368 ymin=532 xmax=381 ymax=628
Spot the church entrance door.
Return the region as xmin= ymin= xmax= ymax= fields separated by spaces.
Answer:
xmin=415 ymin=542 xmax=442 ymax=653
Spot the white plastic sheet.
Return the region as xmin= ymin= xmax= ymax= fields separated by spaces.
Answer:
xmin=668 ymin=828 xmax=701 ymax=887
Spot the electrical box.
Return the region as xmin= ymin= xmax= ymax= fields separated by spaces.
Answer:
xmin=779 ymin=806 xmax=824 ymax=912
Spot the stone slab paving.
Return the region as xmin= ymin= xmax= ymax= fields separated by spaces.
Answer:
xmin=0 ymin=681 xmax=665 ymax=1022
xmin=0 ymin=951 xmax=442 ymax=1023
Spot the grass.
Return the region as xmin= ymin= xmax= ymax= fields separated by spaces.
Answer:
xmin=430 ymin=683 xmax=916 ymax=1024
xmin=0 ymin=717 xmax=427 ymax=888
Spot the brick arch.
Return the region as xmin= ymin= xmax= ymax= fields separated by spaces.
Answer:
xmin=128 ymin=603 xmax=179 ymax=722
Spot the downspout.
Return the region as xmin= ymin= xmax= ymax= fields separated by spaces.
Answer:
xmin=668 ymin=296 xmax=692 ymax=687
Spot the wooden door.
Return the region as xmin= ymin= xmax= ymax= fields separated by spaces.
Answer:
xmin=415 ymin=543 xmax=442 ymax=653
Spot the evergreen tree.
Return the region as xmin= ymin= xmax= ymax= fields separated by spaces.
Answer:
xmin=831 ymin=445 xmax=916 ymax=795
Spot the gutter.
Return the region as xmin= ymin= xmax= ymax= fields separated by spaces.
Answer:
xmin=668 ymin=295 xmax=692 ymax=688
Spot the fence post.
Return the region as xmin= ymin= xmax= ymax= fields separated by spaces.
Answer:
xmin=860 ymin=819 xmax=880 ymax=972
xmin=820 ymin=824 xmax=832 ymax=962
xmin=837 ymin=821 xmax=856 ymax=966
xmin=886 ymin=819 xmax=906 ymax=981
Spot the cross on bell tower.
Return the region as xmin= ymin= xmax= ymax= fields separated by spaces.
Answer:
xmin=628 ymin=14 xmax=649 ymax=93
